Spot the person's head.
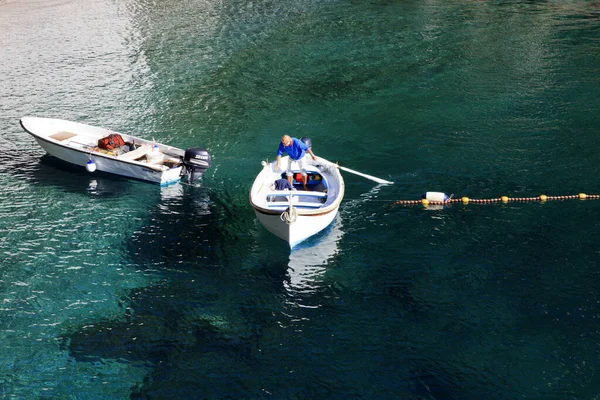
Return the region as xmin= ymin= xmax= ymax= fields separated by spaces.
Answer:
xmin=281 ymin=135 xmax=292 ymax=146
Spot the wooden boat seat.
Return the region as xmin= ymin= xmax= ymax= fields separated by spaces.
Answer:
xmin=118 ymin=144 xmax=152 ymax=161
xmin=267 ymin=202 xmax=323 ymax=209
xmin=267 ymin=190 xmax=327 ymax=198
xmin=266 ymin=190 xmax=327 ymax=208
xmin=50 ymin=131 xmax=77 ymax=141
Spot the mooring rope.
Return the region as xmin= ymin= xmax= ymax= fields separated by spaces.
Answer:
xmin=280 ymin=207 xmax=298 ymax=224
xmin=392 ymin=193 xmax=600 ymax=207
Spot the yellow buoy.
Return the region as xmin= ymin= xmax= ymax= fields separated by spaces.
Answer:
xmin=579 ymin=193 xmax=587 ymax=200
xmin=539 ymin=194 xmax=547 ymax=202
xmin=421 ymin=198 xmax=429 ymax=207
xmin=501 ymin=196 xmax=509 ymax=203
xmin=461 ymin=196 xmax=469 ymax=204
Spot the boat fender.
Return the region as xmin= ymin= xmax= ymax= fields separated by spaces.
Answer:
xmin=86 ymin=159 xmax=96 ymax=172
xmin=422 ymin=192 xmax=448 ymax=203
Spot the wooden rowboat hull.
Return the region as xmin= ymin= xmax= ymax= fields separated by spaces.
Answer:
xmin=250 ymin=156 xmax=345 ymax=248
xmin=254 ymin=205 xmax=339 ymax=248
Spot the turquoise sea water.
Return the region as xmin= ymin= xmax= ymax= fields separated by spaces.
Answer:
xmin=1 ymin=0 xmax=600 ymax=398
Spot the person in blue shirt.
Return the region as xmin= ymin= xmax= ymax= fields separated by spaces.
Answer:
xmin=275 ymin=135 xmax=317 ymax=190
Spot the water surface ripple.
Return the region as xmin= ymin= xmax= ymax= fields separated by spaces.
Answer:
xmin=1 ymin=0 xmax=600 ymax=398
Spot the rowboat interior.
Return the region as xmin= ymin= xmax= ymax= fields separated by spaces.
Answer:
xmin=264 ymin=166 xmax=330 ymax=210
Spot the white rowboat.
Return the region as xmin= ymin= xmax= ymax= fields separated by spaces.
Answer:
xmin=249 ymin=155 xmax=345 ymax=248
xmin=20 ymin=117 xmax=211 ymax=185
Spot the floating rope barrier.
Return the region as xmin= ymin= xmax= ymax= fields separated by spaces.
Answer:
xmin=392 ymin=193 xmax=600 ymax=207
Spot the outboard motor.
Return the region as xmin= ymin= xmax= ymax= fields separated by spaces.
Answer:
xmin=182 ymin=147 xmax=211 ymax=182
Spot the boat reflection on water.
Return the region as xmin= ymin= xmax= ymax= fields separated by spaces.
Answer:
xmin=159 ymin=182 xmax=184 ymax=200
xmin=284 ymin=215 xmax=344 ymax=296
xmin=158 ymin=180 xmax=212 ymax=217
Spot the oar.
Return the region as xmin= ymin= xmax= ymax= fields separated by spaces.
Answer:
xmin=316 ymin=157 xmax=393 ymax=185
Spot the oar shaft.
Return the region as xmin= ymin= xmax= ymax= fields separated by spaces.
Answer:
xmin=338 ymin=165 xmax=393 ymax=184
xmin=316 ymin=157 xmax=393 ymax=185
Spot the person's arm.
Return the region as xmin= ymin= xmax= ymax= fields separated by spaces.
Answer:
xmin=275 ymin=143 xmax=285 ymax=170
xmin=307 ymin=148 xmax=316 ymax=160
xmin=275 ymin=155 xmax=281 ymax=171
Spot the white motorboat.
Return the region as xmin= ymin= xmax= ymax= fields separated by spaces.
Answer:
xmin=20 ymin=117 xmax=211 ymax=185
xmin=249 ymin=155 xmax=345 ymax=248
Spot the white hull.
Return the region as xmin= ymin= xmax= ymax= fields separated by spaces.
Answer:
xmin=33 ymin=136 xmax=182 ymax=184
xmin=250 ymin=156 xmax=345 ymax=248
xmin=20 ymin=117 xmax=206 ymax=185
xmin=255 ymin=206 xmax=338 ymax=247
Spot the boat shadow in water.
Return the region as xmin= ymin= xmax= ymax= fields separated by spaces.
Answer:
xmin=58 ymin=185 xmax=265 ymax=397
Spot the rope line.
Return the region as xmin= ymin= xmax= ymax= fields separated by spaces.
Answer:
xmin=281 ymin=207 xmax=298 ymax=224
xmin=392 ymin=193 xmax=600 ymax=207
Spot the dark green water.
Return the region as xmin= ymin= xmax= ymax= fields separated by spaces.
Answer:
xmin=1 ymin=0 xmax=600 ymax=398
